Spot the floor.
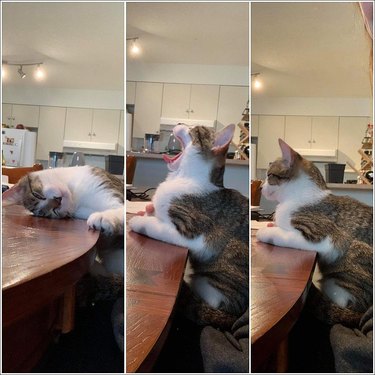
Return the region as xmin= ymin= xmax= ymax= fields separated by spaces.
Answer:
xmin=33 ymin=301 xmax=124 ymax=373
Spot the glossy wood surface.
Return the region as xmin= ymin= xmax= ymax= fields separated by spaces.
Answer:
xmin=126 ymin=213 xmax=188 ymax=373
xmin=2 ymin=204 xmax=100 ymax=371
xmin=251 ymin=229 xmax=317 ymax=371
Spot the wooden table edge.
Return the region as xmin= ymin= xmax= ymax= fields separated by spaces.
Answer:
xmin=251 ymin=253 xmax=317 ymax=371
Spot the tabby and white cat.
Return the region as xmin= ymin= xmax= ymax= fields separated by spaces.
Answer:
xmin=257 ymin=139 xmax=373 ymax=326
xmin=129 ymin=124 xmax=249 ymax=329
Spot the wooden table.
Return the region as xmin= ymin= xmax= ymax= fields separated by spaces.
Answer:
xmin=126 ymin=214 xmax=189 ymax=372
xmin=251 ymin=229 xmax=317 ymax=371
xmin=2 ymin=205 xmax=100 ymax=372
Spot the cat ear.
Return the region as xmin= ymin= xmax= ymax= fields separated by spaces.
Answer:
xmin=212 ymin=124 xmax=235 ymax=153
xmin=278 ymin=138 xmax=299 ymax=167
xmin=2 ymin=183 xmax=24 ymax=206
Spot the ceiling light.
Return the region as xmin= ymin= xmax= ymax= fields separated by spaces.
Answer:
xmin=2 ymin=61 xmax=45 ymax=80
xmin=18 ymin=65 xmax=26 ymax=79
xmin=252 ymin=73 xmax=262 ymax=90
xmin=127 ymin=37 xmax=141 ymax=56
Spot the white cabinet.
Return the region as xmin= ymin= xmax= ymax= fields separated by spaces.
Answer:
xmin=36 ymin=106 xmax=66 ymax=160
xmin=64 ymin=108 xmax=120 ymax=150
xmin=161 ymin=84 xmax=219 ymax=121
xmin=251 ymin=115 xmax=259 ymax=137
xmin=133 ymin=82 xmax=163 ymax=138
xmin=126 ymin=81 xmax=136 ymax=105
xmin=338 ymin=117 xmax=370 ymax=170
xmin=285 ymin=116 xmax=338 ymax=156
xmin=257 ymin=116 xmax=285 ymax=169
xmin=216 ymin=85 xmax=248 ymax=143
xmin=2 ymin=103 xmax=40 ymax=128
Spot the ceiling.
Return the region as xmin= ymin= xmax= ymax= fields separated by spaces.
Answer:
xmin=252 ymin=2 xmax=372 ymax=98
xmin=2 ymin=2 xmax=124 ymax=90
xmin=126 ymin=2 xmax=249 ymax=66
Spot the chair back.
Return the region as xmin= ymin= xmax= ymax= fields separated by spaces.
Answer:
xmin=2 ymin=164 xmax=43 ymax=184
xmin=126 ymin=156 xmax=137 ymax=185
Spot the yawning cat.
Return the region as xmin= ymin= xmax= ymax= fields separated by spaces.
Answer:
xmin=257 ymin=139 xmax=373 ymax=326
xmin=129 ymin=124 xmax=249 ymax=329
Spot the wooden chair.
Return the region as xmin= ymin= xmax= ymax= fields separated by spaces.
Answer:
xmin=2 ymin=164 xmax=43 ymax=184
xmin=126 ymin=156 xmax=137 ymax=185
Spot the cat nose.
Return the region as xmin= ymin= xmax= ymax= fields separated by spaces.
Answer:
xmin=53 ymin=196 xmax=62 ymax=206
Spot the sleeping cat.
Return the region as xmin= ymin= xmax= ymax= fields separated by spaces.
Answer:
xmin=129 ymin=124 xmax=249 ymax=329
xmin=257 ymin=138 xmax=373 ymax=327
xmin=2 ymin=165 xmax=124 ymax=349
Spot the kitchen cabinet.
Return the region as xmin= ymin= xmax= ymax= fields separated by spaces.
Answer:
xmin=133 ymin=82 xmax=163 ymax=138
xmin=285 ymin=116 xmax=338 ymax=155
xmin=216 ymin=85 xmax=248 ymax=144
xmin=257 ymin=116 xmax=285 ymax=169
xmin=2 ymin=104 xmax=40 ymax=128
xmin=161 ymin=83 xmax=219 ymax=121
xmin=338 ymin=117 xmax=370 ymax=170
xmin=64 ymin=108 xmax=120 ymax=150
xmin=251 ymin=115 xmax=259 ymax=137
xmin=36 ymin=106 xmax=66 ymax=160
xmin=126 ymin=81 xmax=136 ymax=105
xmin=117 ymin=110 xmax=124 ymax=156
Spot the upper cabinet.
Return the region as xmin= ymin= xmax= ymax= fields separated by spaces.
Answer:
xmin=161 ymin=84 xmax=219 ymax=121
xmin=36 ymin=106 xmax=66 ymax=160
xmin=216 ymin=85 xmax=248 ymax=143
xmin=126 ymin=81 xmax=136 ymax=105
xmin=64 ymin=108 xmax=120 ymax=150
xmin=133 ymin=82 xmax=163 ymax=138
xmin=2 ymin=104 xmax=40 ymax=128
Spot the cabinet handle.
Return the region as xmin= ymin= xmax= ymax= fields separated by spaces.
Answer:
xmin=92 ymin=133 xmax=96 ymax=137
xmin=308 ymin=140 xmax=311 ymax=143
xmin=190 ymin=109 xmax=194 ymax=113
xmin=312 ymin=139 xmax=316 ymax=143
xmin=186 ymin=109 xmax=190 ymax=113
xmin=88 ymin=133 xmax=91 ymax=136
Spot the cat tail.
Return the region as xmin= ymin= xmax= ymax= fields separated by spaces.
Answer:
xmin=306 ymin=283 xmax=363 ymax=328
xmin=177 ymin=281 xmax=239 ymax=330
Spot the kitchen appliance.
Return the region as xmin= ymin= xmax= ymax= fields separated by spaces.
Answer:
xmin=144 ymin=133 xmax=160 ymax=153
xmin=167 ymin=133 xmax=181 ymax=154
xmin=49 ymin=151 xmax=65 ymax=168
xmin=70 ymin=151 xmax=86 ymax=166
xmin=2 ymin=128 xmax=37 ymax=167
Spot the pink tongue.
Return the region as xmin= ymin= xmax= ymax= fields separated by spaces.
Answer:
xmin=163 ymin=152 xmax=181 ymax=164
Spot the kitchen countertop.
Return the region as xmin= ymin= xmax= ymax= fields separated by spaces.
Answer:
xmin=327 ymin=183 xmax=373 ymax=190
xmin=127 ymin=151 xmax=249 ymax=166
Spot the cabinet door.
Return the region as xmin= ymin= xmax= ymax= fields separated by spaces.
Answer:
xmin=161 ymin=84 xmax=191 ymax=119
xmin=216 ymin=86 xmax=248 ymax=144
xmin=311 ymin=116 xmax=338 ymax=150
xmin=285 ymin=116 xmax=311 ymax=149
xmin=338 ymin=117 xmax=369 ymax=169
xmin=12 ymin=104 xmax=40 ymax=128
xmin=251 ymin=115 xmax=259 ymax=137
xmin=92 ymin=109 xmax=120 ymax=144
xmin=257 ymin=116 xmax=285 ymax=169
xmin=36 ymin=106 xmax=66 ymax=160
xmin=65 ymin=108 xmax=92 ymax=141
xmin=2 ymin=104 xmax=12 ymax=126
xmin=117 ymin=111 xmax=124 ymax=155
xmin=133 ymin=82 xmax=163 ymax=138
xmin=127 ymin=81 xmax=136 ymax=105
xmin=189 ymin=85 xmax=219 ymax=121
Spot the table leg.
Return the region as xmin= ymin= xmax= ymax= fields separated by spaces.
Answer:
xmin=60 ymin=285 xmax=76 ymax=333
xmin=276 ymin=338 xmax=288 ymax=372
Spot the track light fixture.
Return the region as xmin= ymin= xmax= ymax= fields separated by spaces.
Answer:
xmin=251 ymin=73 xmax=262 ymax=89
xmin=2 ymin=61 xmax=45 ymax=80
xmin=127 ymin=37 xmax=141 ymax=55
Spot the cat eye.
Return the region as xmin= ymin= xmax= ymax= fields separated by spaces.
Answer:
xmin=27 ymin=175 xmax=46 ymax=201
xmin=267 ymin=173 xmax=289 ymax=180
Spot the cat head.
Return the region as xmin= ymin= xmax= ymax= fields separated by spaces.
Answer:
xmin=163 ymin=124 xmax=235 ymax=186
xmin=2 ymin=172 xmax=73 ymax=218
xmin=262 ymin=139 xmax=327 ymax=202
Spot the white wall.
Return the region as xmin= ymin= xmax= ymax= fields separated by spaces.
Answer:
xmin=127 ymin=62 xmax=249 ymax=86
xmin=252 ymin=97 xmax=372 ymax=118
xmin=3 ymin=86 xmax=124 ymax=110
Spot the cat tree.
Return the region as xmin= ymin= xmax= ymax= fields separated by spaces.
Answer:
xmin=230 ymin=101 xmax=249 ymax=160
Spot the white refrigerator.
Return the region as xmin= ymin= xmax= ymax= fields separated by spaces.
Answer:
xmin=2 ymin=128 xmax=37 ymax=167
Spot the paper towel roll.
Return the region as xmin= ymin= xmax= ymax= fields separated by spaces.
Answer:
xmin=22 ymin=131 xmax=37 ymax=166
xmin=126 ymin=113 xmax=133 ymax=151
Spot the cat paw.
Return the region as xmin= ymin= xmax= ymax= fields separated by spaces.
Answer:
xmin=256 ymin=227 xmax=275 ymax=245
xmin=128 ymin=216 xmax=147 ymax=236
xmin=87 ymin=212 xmax=123 ymax=236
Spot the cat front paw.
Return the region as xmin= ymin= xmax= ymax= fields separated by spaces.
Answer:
xmin=87 ymin=211 xmax=123 ymax=236
xmin=256 ymin=227 xmax=275 ymax=245
xmin=128 ymin=216 xmax=147 ymax=236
